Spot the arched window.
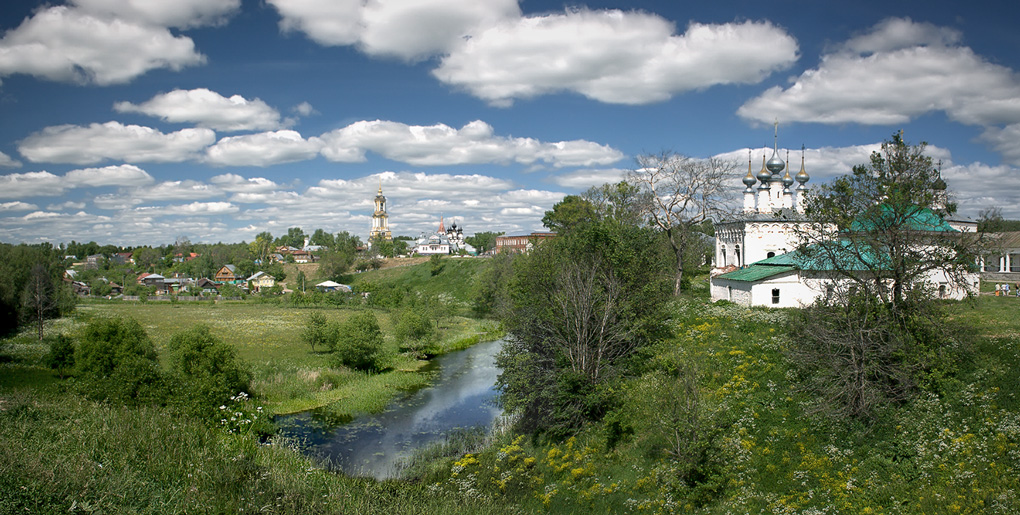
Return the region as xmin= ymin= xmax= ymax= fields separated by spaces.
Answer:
xmin=766 ymin=251 xmax=776 ymax=259
xmin=735 ymin=245 xmax=742 ymax=267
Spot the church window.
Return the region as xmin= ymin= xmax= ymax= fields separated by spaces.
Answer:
xmin=766 ymin=251 xmax=776 ymax=259
xmin=771 ymin=288 xmax=780 ymax=305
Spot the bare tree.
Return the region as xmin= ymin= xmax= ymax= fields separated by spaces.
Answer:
xmin=539 ymin=258 xmax=630 ymax=386
xmin=629 ymin=152 xmax=735 ymax=294
xmin=22 ymin=263 xmax=56 ymax=341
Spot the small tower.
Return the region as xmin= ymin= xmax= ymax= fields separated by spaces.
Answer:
xmin=756 ymin=151 xmax=772 ymax=214
xmin=370 ymin=180 xmax=392 ymax=241
xmin=795 ymin=146 xmax=810 ymax=214
xmin=932 ymin=160 xmax=948 ymax=210
xmin=782 ymin=150 xmax=795 ymax=209
xmin=765 ymin=121 xmax=786 ymax=212
xmin=743 ymin=150 xmax=757 ymax=213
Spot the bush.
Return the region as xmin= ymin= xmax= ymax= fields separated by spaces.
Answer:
xmin=167 ymin=325 xmax=251 ymax=421
xmin=301 ymin=312 xmax=332 ymax=353
xmin=331 ymin=311 xmax=386 ymax=371
xmin=394 ymin=305 xmax=437 ymax=357
xmin=75 ymin=317 xmax=163 ymax=404
xmin=42 ymin=333 xmax=75 ymax=379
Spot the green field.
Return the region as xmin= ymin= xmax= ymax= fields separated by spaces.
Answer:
xmin=24 ymin=300 xmax=499 ymax=416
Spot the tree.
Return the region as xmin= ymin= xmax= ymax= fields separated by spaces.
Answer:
xmin=394 ymin=304 xmax=437 ymax=357
xmin=301 ymin=312 xmax=331 ymax=353
xmin=628 ymin=152 xmax=735 ymax=294
xmin=331 ymin=312 xmax=386 ymax=371
xmin=249 ymin=231 xmax=274 ymax=265
xmin=276 ymin=227 xmax=307 ymax=248
xmin=318 ymin=250 xmax=355 ymax=281
xmin=43 ymin=334 xmax=75 ymax=379
xmin=789 ymin=132 xmax=980 ymax=419
xmin=497 ymin=217 xmax=672 ymax=435
xmin=75 ymin=317 xmax=163 ymax=404
xmin=21 ymin=263 xmax=58 ymax=340
xmin=167 ymin=325 xmax=251 ymax=421
xmin=133 ymin=247 xmax=161 ymax=271
xmin=465 ymin=231 xmax=505 ymax=255
xmin=796 ymin=132 xmax=978 ymax=312
xmin=371 ymin=236 xmax=395 ymax=258
xmin=310 ymin=228 xmax=335 ymax=248
xmin=978 ymin=207 xmax=1020 ymax=232
xmin=542 ymin=195 xmax=598 ymax=233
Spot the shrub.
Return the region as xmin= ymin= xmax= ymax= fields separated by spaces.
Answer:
xmin=331 ymin=311 xmax=386 ymax=371
xmin=394 ymin=305 xmax=437 ymax=357
xmin=167 ymin=325 xmax=251 ymax=421
xmin=42 ymin=333 xmax=75 ymax=379
xmin=75 ymin=317 xmax=163 ymax=404
xmin=301 ymin=311 xmax=332 ymax=353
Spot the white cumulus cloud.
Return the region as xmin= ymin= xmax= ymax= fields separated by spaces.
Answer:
xmin=434 ymin=11 xmax=798 ymax=106
xmin=0 ymin=6 xmax=205 ymax=85
xmin=0 ymin=171 xmax=67 ymax=198
xmin=0 ymin=152 xmax=22 ymax=168
xmin=739 ymin=17 xmax=1020 ymax=127
xmin=319 ymin=119 xmax=623 ymax=167
xmin=64 ymin=164 xmax=154 ymax=187
xmin=205 ymin=130 xmax=324 ymax=167
xmin=268 ymin=0 xmax=520 ymax=60
xmin=71 ymin=0 xmax=240 ymax=28
xmin=19 ymin=122 xmax=216 ymax=165
xmin=209 ymin=174 xmax=281 ymax=194
xmin=115 ymin=89 xmax=284 ymax=132
xmin=0 ymin=201 xmax=38 ymax=212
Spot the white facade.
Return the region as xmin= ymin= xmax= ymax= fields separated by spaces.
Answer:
xmin=710 ymin=127 xmax=977 ymax=308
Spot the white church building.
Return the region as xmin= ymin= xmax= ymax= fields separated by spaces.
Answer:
xmin=710 ymin=129 xmax=978 ymax=308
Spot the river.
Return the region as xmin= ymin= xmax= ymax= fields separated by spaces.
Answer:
xmin=274 ymin=338 xmax=504 ymax=479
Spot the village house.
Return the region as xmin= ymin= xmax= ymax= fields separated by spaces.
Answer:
xmin=214 ymin=265 xmax=239 ymax=283
xmin=246 ymin=271 xmax=276 ymax=293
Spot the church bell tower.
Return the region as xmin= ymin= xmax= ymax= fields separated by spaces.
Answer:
xmin=370 ymin=181 xmax=392 ymax=241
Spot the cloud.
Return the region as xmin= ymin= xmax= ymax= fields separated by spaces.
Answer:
xmin=132 ymin=201 xmax=239 ymax=217
xmin=981 ymin=124 xmax=1020 ymax=167
xmin=209 ymin=174 xmax=281 ymax=194
xmin=0 ymin=171 xmax=66 ymax=198
xmin=64 ymin=164 xmax=155 ymax=187
xmin=268 ymin=0 xmax=520 ymax=60
xmin=550 ymin=168 xmax=629 ymax=189
xmin=434 ymin=11 xmax=798 ymax=106
xmin=47 ymin=201 xmax=87 ymax=211
xmin=205 ymin=130 xmax=324 ymax=166
xmin=942 ymin=161 xmax=1020 ymax=218
xmin=0 ymin=201 xmax=38 ymax=212
xmin=115 ymin=88 xmax=284 ymax=132
xmin=70 ymin=0 xmax=240 ymax=28
xmin=0 ymin=6 xmax=205 ymax=85
xmin=319 ymin=119 xmax=623 ymax=167
xmin=0 ymin=152 xmax=22 ymax=168
xmin=291 ymin=102 xmax=317 ymax=117
xmin=739 ymin=17 xmax=1020 ymax=127
xmin=19 ymin=122 xmax=216 ymax=165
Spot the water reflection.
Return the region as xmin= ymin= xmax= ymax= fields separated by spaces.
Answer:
xmin=275 ymin=338 xmax=503 ymax=479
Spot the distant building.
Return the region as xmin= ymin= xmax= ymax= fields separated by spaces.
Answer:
xmin=412 ymin=218 xmax=477 ymax=255
xmin=369 ymin=182 xmax=392 ymax=242
xmin=495 ymin=232 xmax=557 ymax=254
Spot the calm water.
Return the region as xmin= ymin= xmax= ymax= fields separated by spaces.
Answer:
xmin=275 ymin=338 xmax=504 ymax=479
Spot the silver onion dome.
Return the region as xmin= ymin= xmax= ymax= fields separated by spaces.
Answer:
xmin=795 ymin=150 xmax=810 ymax=189
xmin=766 ymin=149 xmax=785 ymax=174
xmin=756 ymin=154 xmax=771 ymax=188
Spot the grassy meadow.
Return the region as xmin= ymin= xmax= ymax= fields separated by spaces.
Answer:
xmin=2 ymin=261 xmax=1019 ymax=513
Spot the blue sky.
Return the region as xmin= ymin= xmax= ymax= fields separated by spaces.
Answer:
xmin=1 ymin=0 xmax=1019 ymax=246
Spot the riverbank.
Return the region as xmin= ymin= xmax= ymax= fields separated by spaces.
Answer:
xmin=45 ymin=302 xmax=503 ymax=418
